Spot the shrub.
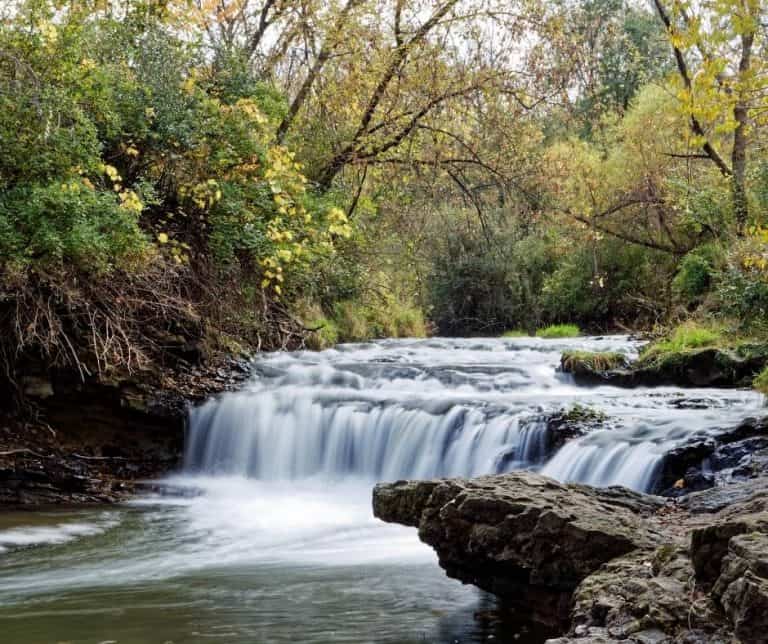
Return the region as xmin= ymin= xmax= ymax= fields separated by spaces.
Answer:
xmin=537 ymin=324 xmax=581 ymax=338
xmin=713 ymin=237 xmax=768 ymax=334
xmin=426 ymin=222 xmax=554 ymax=335
xmin=540 ymin=239 xmax=673 ymax=330
xmin=0 ymin=181 xmax=150 ymax=274
xmin=672 ymin=244 xmax=726 ymax=303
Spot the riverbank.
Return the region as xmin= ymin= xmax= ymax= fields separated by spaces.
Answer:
xmin=0 ymin=356 xmax=251 ymax=507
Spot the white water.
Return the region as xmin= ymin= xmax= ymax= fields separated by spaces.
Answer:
xmin=0 ymin=336 xmax=764 ymax=644
xmin=185 ymin=336 xmax=765 ymax=491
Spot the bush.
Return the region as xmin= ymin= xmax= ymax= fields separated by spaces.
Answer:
xmin=540 ymin=238 xmax=673 ymax=330
xmin=672 ymin=244 xmax=725 ymax=304
xmin=426 ymin=222 xmax=554 ymax=335
xmin=0 ymin=181 xmax=150 ymax=274
xmin=502 ymin=329 xmax=529 ymax=338
xmin=713 ymin=238 xmax=768 ymax=334
xmin=537 ymin=323 xmax=581 ymax=338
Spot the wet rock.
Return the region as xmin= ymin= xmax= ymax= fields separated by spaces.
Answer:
xmin=653 ymin=417 xmax=768 ymax=496
xmin=373 ymin=472 xmax=663 ymax=627
xmin=543 ymin=406 xmax=611 ymax=454
xmin=560 ymin=352 xmax=630 ymax=384
xmin=682 ymin=476 xmax=768 ymax=514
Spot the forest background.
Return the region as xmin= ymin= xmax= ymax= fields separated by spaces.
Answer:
xmin=1 ymin=0 xmax=767 ymax=397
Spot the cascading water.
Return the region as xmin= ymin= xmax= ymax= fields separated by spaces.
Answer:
xmin=1 ymin=336 xmax=764 ymax=644
xmin=183 ymin=336 xmax=764 ymax=492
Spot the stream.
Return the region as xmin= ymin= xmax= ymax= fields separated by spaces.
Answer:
xmin=0 ymin=336 xmax=764 ymax=643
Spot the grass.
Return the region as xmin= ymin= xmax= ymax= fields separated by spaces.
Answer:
xmin=502 ymin=329 xmax=529 ymax=338
xmin=536 ymin=323 xmax=581 ymax=338
xmin=561 ymin=350 xmax=628 ymax=373
xmin=300 ymin=297 xmax=427 ymax=349
xmin=641 ymin=321 xmax=724 ymax=361
xmin=754 ymin=367 xmax=768 ymax=395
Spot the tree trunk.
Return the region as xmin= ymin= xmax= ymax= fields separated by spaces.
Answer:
xmin=731 ymin=30 xmax=754 ymax=235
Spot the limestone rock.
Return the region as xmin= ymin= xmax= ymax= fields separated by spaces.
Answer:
xmin=373 ymin=472 xmax=663 ymax=626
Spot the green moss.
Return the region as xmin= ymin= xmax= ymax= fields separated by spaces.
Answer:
xmin=561 ymin=350 xmax=629 ymax=373
xmin=561 ymin=403 xmax=608 ymax=423
xmin=536 ymin=323 xmax=581 ymax=338
xmin=502 ymin=329 xmax=529 ymax=338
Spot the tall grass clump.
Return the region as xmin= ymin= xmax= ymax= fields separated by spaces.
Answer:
xmin=536 ymin=323 xmax=581 ymax=338
xmin=646 ymin=321 xmax=723 ymax=356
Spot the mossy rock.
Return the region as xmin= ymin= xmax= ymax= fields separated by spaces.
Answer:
xmin=632 ymin=346 xmax=768 ymax=388
xmin=561 ymin=351 xmax=629 ymax=377
xmin=564 ymin=345 xmax=768 ymax=388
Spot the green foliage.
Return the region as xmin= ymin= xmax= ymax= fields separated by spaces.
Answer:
xmin=540 ymin=240 xmax=672 ymax=327
xmin=568 ymin=0 xmax=669 ymax=137
xmin=426 ymin=220 xmax=555 ymax=335
xmin=713 ymin=240 xmax=768 ymax=334
xmin=536 ymin=324 xmax=581 ymax=338
xmin=754 ymin=367 xmax=768 ymax=395
xmin=0 ymin=181 xmax=149 ymax=274
xmin=672 ymin=245 xmax=726 ymax=303
xmin=0 ymin=3 xmax=351 ymax=289
xmin=333 ymin=298 xmax=427 ymax=342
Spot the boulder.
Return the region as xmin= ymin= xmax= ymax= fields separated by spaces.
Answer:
xmin=373 ymin=472 xmax=663 ymax=626
xmin=375 ymin=470 xmax=768 ymax=643
xmin=713 ymin=532 xmax=768 ymax=642
xmin=653 ymin=417 xmax=768 ymax=497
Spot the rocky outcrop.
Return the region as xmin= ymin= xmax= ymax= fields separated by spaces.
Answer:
xmin=374 ymin=472 xmax=663 ymax=627
xmin=0 ymin=356 xmax=251 ymax=506
xmin=374 ymin=471 xmax=768 ymax=644
xmin=542 ymin=407 xmax=612 ymax=454
xmin=564 ymin=345 xmax=768 ymax=389
xmin=653 ymin=417 xmax=768 ymax=497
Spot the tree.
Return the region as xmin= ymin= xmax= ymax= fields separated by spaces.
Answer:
xmin=652 ymin=0 xmax=767 ymax=233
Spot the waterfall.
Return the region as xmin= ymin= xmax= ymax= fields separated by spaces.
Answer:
xmin=185 ymin=390 xmax=552 ymax=480
xmin=183 ymin=337 xmax=764 ymax=491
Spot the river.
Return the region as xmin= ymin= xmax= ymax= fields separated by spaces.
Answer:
xmin=0 ymin=337 xmax=763 ymax=643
